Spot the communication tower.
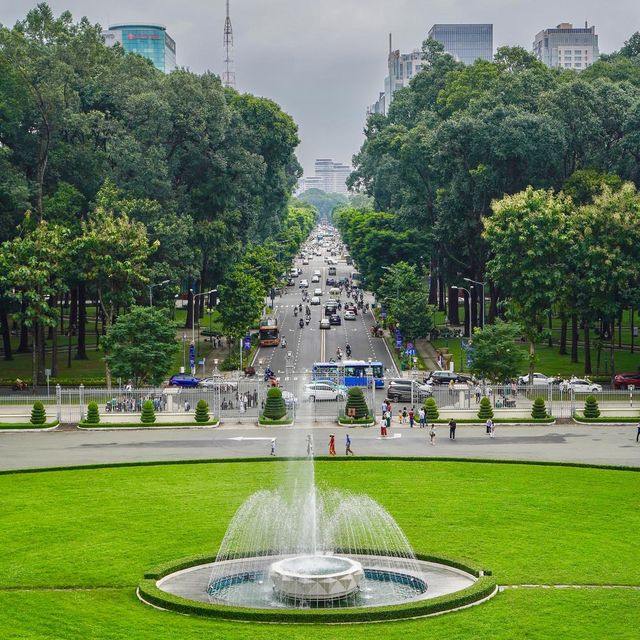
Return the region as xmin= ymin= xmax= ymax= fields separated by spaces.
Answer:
xmin=223 ymin=0 xmax=236 ymax=89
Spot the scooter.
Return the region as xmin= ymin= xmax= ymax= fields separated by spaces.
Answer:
xmin=299 ymin=318 xmax=304 ymax=329
xmin=345 ymin=345 xmax=352 ymax=358
xmin=294 ymin=308 xmax=298 ymax=317
xmin=305 ymin=317 xmax=310 ymax=326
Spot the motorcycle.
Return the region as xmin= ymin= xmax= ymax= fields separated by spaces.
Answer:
xmin=298 ymin=303 xmax=303 ymax=312
xmin=299 ymin=318 xmax=304 ymax=329
xmin=336 ymin=348 xmax=343 ymax=360
xmin=345 ymin=345 xmax=352 ymax=358
xmin=305 ymin=317 xmax=310 ymax=326
xmin=294 ymin=308 xmax=298 ymax=317
xmin=281 ymin=338 xmax=287 ymax=348
xmin=12 ymin=378 xmax=28 ymax=391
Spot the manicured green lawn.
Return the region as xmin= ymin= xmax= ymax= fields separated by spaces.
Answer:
xmin=0 ymin=460 xmax=638 ymax=638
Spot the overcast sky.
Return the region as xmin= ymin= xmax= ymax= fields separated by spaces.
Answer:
xmin=3 ymin=1 xmax=639 ymax=176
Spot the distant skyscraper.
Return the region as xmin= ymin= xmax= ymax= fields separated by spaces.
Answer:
xmin=533 ymin=22 xmax=599 ymax=71
xmin=428 ymin=24 xmax=493 ymax=65
xmin=297 ymin=160 xmax=350 ymax=195
xmin=102 ymin=23 xmax=176 ymax=73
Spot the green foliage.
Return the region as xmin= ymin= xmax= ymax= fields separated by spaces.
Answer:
xmin=424 ymin=397 xmax=440 ymax=420
xmin=262 ymin=387 xmax=286 ymax=420
xmin=140 ymin=400 xmax=156 ymax=425
xmin=469 ymin=321 xmax=524 ymax=383
xmin=295 ymin=189 xmax=347 ymax=221
xmin=478 ymin=397 xmax=494 ymax=420
xmin=531 ymin=397 xmax=548 ymax=419
xmin=345 ymin=387 xmax=369 ymax=419
xmin=85 ymin=402 xmax=100 ymax=425
xmin=218 ymin=267 xmax=264 ymax=339
xmin=101 ymin=306 xmax=178 ymax=387
xmin=583 ymin=395 xmax=601 ymax=419
xmin=29 ymin=401 xmax=46 ymax=425
xmin=195 ymin=400 xmax=209 ymax=424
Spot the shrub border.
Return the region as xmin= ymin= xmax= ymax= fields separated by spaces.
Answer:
xmin=137 ymin=552 xmax=496 ymax=624
xmin=574 ymin=415 xmax=639 ymax=424
xmin=338 ymin=416 xmax=375 ymax=427
xmin=78 ymin=419 xmax=219 ymax=430
xmin=427 ymin=418 xmax=555 ymax=424
xmin=0 ymin=420 xmax=59 ymax=431
xmin=257 ymin=416 xmax=293 ymax=426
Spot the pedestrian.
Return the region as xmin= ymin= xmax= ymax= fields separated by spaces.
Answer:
xmin=419 ymin=407 xmax=426 ymax=428
xmin=409 ymin=406 xmax=415 ymax=428
xmin=490 ymin=421 xmax=496 ymax=438
xmin=306 ymin=434 xmax=313 ymax=457
xmin=385 ymin=410 xmax=391 ymax=432
xmin=329 ymin=433 xmax=337 ymax=456
xmin=486 ymin=417 xmax=493 ymax=435
xmin=448 ymin=379 xmax=455 ymax=397
xmin=429 ymin=423 xmax=436 ymax=446
xmin=402 ymin=407 xmax=407 ymax=424
xmin=184 ymin=400 xmax=191 ymax=412
xmin=474 ymin=384 xmax=481 ymax=404
xmin=449 ymin=418 xmax=457 ymax=440
xmin=270 ymin=438 xmax=276 ymax=456
xmin=637 ymin=422 xmax=640 ymax=443
xmin=345 ymin=433 xmax=354 ymax=456
xmin=381 ymin=399 xmax=388 ymax=418
xmin=386 ymin=400 xmax=392 ymax=422
xmin=380 ymin=415 xmax=388 ymax=437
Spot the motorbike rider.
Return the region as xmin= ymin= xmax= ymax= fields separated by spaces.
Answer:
xmin=281 ymin=337 xmax=287 ymax=348
xmin=299 ymin=318 xmax=304 ymax=328
xmin=305 ymin=316 xmax=310 ymax=325
xmin=345 ymin=343 xmax=352 ymax=357
xmin=336 ymin=347 xmax=343 ymax=360
xmin=294 ymin=307 xmax=298 ymax=317
xmin=298 ymin=303 xmax=303 ymax=312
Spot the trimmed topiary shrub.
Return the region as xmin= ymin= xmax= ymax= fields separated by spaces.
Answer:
xmin=140 ymin=400 xmax=156 ymax=424
xmin=583 ymin=395 xmax=601 ymax=418
xmin=195 ymin=399 xmax=210 ymax=423
xmin=85 ymin=401 xmax=100 ymax=424
xmin=345 ymin=387 xmax=369 ymax=419
xmin=30 ymin=401 xmax=46 ymax=425
xmin=424 ymin=397 xmax=439 ymax=420
xmin=477 ymin=396 xmax=494 ymax=420
xmin=531 ymin=397 xmax=548 ymax=419
xmin=263 ymin=387 xmax=286 ymax=420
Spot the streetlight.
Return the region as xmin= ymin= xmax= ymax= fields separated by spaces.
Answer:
xmin=463 ymin=278 xmax=486 ymax=329
xmin=147 ymin=279 xmax=171 ymax=306
xmin=182 ymin=333 xmax=187 ymax=372
xmin=192 ymin=289 xmax=217 ymax=374
xmin=451 ymin=285 xmax=474 ymax=338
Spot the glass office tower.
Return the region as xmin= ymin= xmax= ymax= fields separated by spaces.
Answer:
xmin=102 ymin=24 xmax=176 ymax=73
xmin=428 ymin=24 xmax=493 ymax=65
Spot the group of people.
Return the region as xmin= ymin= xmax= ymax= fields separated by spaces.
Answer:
xmin=270 ymin=433 xmax=354 ymax=457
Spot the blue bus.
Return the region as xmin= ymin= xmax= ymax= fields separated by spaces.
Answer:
xmin=312 ymin=360 xmax=385 ymax=389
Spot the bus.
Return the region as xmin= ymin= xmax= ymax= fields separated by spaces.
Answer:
xmin=312 ymin=360 xmax=385 ymax=388
xmin=259 ymin=316 xmax=280 ymax=347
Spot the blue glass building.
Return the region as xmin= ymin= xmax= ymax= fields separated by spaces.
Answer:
xmin=102 ymin=23 xmax=176 ymax=73
xmin=428 ymin=24 xmax=493 ymax=66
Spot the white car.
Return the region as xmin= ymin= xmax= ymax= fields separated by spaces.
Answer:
xmin=313 ymin=270 xmax=321 ymax=276
xmin=314 ymin=288 xmax=323 ymax=297
xmin=560 ymin=378 xmax=603 ymax=393
xmin=344 ymin=310 xmax=356 ymax=321
xmin=311 ymin=274 xmax=320 ymax=283
xmin=302 ymin=258 xmax=309 ymax=265
xmin=303 ymin=382 xmax=347 ymax=402
xmin=319 ymin=318 xmax=331 ymax=330
xmin=281 ymin=390 xmax=298 ymax=409
xmin=198 ymin=377 xmax=238 ymax=391
xmin=299 ymin=279 xmax=309 ymax=288
xmin=310 ymin=296 xmax=321 ymax=305
xmin=517 ymin=373 xmax=554 ymax=386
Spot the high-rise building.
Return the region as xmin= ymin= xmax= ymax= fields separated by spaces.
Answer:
xmin=533 ymin=22 xmax=599 ymax=71
xmin=102 ymin=23 xmax=176 ymax=73
xmin=297 ymin=160 xmax=351 ymax=195
xmin=428 ymin=24 xmax=493 ymax=65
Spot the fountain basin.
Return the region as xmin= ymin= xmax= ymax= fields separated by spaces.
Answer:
xmin=270 ymin=555 xmax=364 ymax=602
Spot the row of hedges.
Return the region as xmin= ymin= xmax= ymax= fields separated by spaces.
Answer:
xmin=84 ymin=400 xmax=213 ymax=425
xmin=0 ymin=420 xmax=59 ymax=430
xmin=338 ymin=416 xmax=375 ymax=426
xmin=79 ymin=420 xmax=219 ymax=429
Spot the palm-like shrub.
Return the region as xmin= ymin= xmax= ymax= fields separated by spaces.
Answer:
xmin=424 ymin=397 xmax=439 ymax=420
xmin=345 ymin=387 xmax=369 ymax=419
xmin=195 ymin=399 xmax=210 ymax=423
xmin=531 ymin=397 xmax=548 ymax=419
xmin=583 ymin=395 xmax=601 ymax=418
xmin=263 ymin=387 xmax=286 ymax=420
xmin=30 ymin=401 xmax=46 ymax=425
xmin=140 ymin=400 xmax=156 ymax=424
xmin=477 ymin=396 xmax=494 ymax=420
xmin=85 ymin=401 xmax=100 ymax=424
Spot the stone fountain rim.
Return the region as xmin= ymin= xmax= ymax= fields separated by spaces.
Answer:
xmin=270 ymin=554 xmax=363 ymax=579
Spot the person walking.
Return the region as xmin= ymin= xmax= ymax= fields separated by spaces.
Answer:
xmin=490 ymin=421 xmax=496 ymax=438
xmin=270 ymin=438 xmax=276 ymax=456
xmin=306 ymin=434 xmax=313 ymax=457
xmin=449 ymin=418 xmax=457 ymax=440
xmin=409 ymin=407 xmax=415 ymax=428
xmin=385 ymin=409 xmax=392 ymax=432
xmin=486 ymin=417 xmax=493 ymax=435
xmin=448 ymin=379 xmax=455 ymax=399
xmin=401 ymin=407 xmax=407 ymax=424
xmin=637 ymin=422 xmax=640 ymax=443
xmin=345 ymin=433 xmax=354 ymax=456
xmin=474 ymin=384 xmax=481 ymax=404
xmin=419 ymin=406 xmax=426 ymax=428
xmin=381 ymin=399 xmax=388 ymax=420
xmin=429 ymin=423 xmax=436 ymax=446
xmin=329 ymin=434 xmax=337 ymax=456
xmin=380 ymin=414 xmax=388 ymax=437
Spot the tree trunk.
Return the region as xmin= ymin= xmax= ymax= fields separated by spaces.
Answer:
xmin=38 ymin=323 xmax=46 ymax=386
xmin=610 ymin=319 xmax=616 ymax=379
xmin=583 ymin=323 xmax=592 ymax=375
xmin=488 ymin=282 xmax=498 ymax=323
xmin=631 ymin=308 xmax=635 ymax=354
xmin=185 ymin=289 xmax=194 ymax=330
xmin=447 ymin=286 xmax=459 ymax=325
xmin=32 ymin=322 xmax=38 ymax=390
xmin=0 ymin=303 xmax=12 ymax=361
xmin=571 ymin=314 xmax=579 ymax=363
xmin=547 ymin=311 xmax=553 ymax=348
xmin=17 ymin=297 xmax=29 ymax=353
xmin=437 ymin=276 xmax=445 ymax=312
xmin=559 ymin=314 xmax=568 ymax=355
xmin=618 ymin=310 xmax=623 ymax=349
xmin=463 ymin=290 xmax=471 ymax=337
xmin=470 ymin=287 xmax=478 ymax=332
xmin=528 ymin=340 xmax=535 ymax=382
xmin=50 ymin=296 xmax=58 ymax=377
xmin=75 ymin=282 xmax=87 ymax=359
xmin=428 ymin=258 xmax=437 ymax=306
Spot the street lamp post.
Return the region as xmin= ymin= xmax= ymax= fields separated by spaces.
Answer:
xmin=182 ymin=334 xmax=187 ymax=372
xmin=147 ymin=280 xmax=171 ymax=306
xmin=463 ymin=278 xmax=486 ymax=329
xmin=191 ymin=289 xmax=217 ymax=374
xmin=451 ymin=285 xmax=474 ymax=338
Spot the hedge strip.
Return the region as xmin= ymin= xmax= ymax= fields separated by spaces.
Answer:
xmin=0 ymin=420 xmax=59 ymax=430
xmin=425 ymin=418 xmax=555 ymax=424
xmin=574 ymin=416 xmax=640 ymax=423
xmin=78 ymin=419 xmax=219 ymax=429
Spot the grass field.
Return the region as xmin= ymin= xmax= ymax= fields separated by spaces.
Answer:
xmin=0 ymin=460 xmax=639 ymax=638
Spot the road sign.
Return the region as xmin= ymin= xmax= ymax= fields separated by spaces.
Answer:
xmin=189 ymin=343 xmax=195 ymax=368
xmin=405 ymin=348 xmax=416 ymax=357
xmin=243 ymin=336 xmax=251 ymax=350
xmin=406 ymin=343 xmax=414 ymax=351
xmin=395 ymin=339 xmax=403 ymax=348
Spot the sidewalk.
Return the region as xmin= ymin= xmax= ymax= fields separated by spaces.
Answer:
xmin=414 ymin=338 xmax=439 ymax=371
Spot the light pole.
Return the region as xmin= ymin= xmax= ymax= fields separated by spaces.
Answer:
xmin=182 ymin=333 xmax=187 ymax=372
xmin=463 ymin=278 xmax=486 ymax=329
xmin=451 ymin=285 xmax=474 ymax=338
xmin=192 ymin=289 xmax=217 ymax=374
xmin=147 ymin=280 xmax=171 ymax=306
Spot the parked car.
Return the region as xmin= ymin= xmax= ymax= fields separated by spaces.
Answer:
xmin=303 ymin=382 xmax=347 ymax=402
xmin=517 ymin=372 xmax=555 ymax=386
xmin=299 ymin=279 xmax=309 ymax=288
xmin=424 ymin=371 xmax=471 ymax=385
xmin=310 ymin=296 xmax=321 ymax=305
xmin=560 ymin=378 xmax=603 ymax=393
xmin=319 ymin=318 xmax=331 ymax=329
xmin=344 ymin=310 xmax=356 ymax=321
xmin=613 ymin=373 xmax=640 ymax=389
xmin=387 ymin=379 xmax=432 ymax=402
xmin=329 ymin=314 xmax=341 ymax=326
xmin=169 ymin=374 xmax=200 ymax=388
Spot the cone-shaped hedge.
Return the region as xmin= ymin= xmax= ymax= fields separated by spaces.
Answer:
xmin=263 ymin=387 xmax=286 ymax=420
xmin=85 ymin=401 xmax=100 ymax=424
xmin=30 ymin=401 xmax=46 ymax=425
xmin=195 ymin=399 xmax=210 ymax=423
xmin=477 ymin=396 xmax=494 ymax=420
xmin=424 ymin=397 xmax=439 ymax=420
xmin=140 ymin=400 xmax=156 ymax=424
xmin=345 ymin=387 xmax=369 ymax=419
xmin=583 ymin=395 xmax=601 ymax=418
xmin=531 ymin=397 xmax=548 ymax=419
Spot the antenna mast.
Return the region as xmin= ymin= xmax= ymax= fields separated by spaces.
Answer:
xmin=223 ymin=0 xmax=236 ymax=89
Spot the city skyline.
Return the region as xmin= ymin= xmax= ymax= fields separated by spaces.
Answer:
xmin=2 ymin=1 xmax=639 ymax=177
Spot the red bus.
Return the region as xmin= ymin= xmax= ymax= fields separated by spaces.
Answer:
xmin=259 ymin=316 xmax=280 ymax=346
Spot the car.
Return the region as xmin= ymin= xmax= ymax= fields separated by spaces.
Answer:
xmin=560 ymin=378 xmax=603 ymax=393
xmin=424 ymin=371 xmax=471 ymax=385
xmin=344 ymin=310 xmax=356 ymax=321
xmin=614 ymin=373 xmax=640 ymax=389
xmin=313 ymin=270 xmax=321 ymax=277
xmin=199 ymin=376 xmax=238 ymax=391
xmin=319 ymin=318 xmax=331 ymax=329
xmin=281 ymin=390 xmax=298 ymax=409
xmin=287 ymin=278 xmax=295 ymax=286
xmin=169 ymin=374 xmax=200 ymax=388
xmin=289 ymin=268 xmax=299 ymax=278
xmin=325 ymin=277 xmax=337 ymax=286
xmin=299 ymin=279 xmax=309 ymax=288
xmin=302 ymin=258 xmax=309 ymax=265
xmin=310 ymin=296 xmax=321 ymax=305
xmin=311 ymin=274 xmax=320 ymax=283
xmin=517 ymin=372 xmax=555 ymax=386
xmin=329 ymin=314 xmax=341 ymax=326
xmin=303 ymin=382 xmax=347 ymax=402
xmin=313 ymin=379 xmax=349 ymax=393
xmin=313 ymin=287 xmax=323 ymax=297
xmin=344 ymin=302 xmax=358 ymax=315
xmin=387 ymin=379 xmax=432 ymax=402
xmin=328 ymin=287 xmax=341 ymax=297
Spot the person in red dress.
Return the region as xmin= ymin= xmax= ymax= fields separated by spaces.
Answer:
xmin=329 ymin=433 xmax=336 ymax=456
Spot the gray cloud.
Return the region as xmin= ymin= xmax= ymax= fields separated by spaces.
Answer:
xmin=2 ymin=1 xmax=638 ymax=175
